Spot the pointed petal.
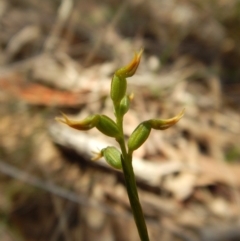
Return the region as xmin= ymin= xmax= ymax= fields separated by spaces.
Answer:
xmin=149 ymin=109 xmax=185 ymax=130
xmin=55 ymin=113 xmax=99 ymax=131
xmin=115 ymin=48 xmax=143 ymax=78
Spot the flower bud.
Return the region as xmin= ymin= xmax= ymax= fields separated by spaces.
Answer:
xmin=96 ymin=115 xmax=120 ymax=138
xmin=119 ymin=94 xmax=133 ymax=116
xmin=55 ymin=113 xmax=100 ymax=131
xmin=127 ymin=122 xmax=151 ymax=153
xmin=110 ymin=75 xmax=127 ymax=105
xmin=115 ymin=49 xmax=143 ymax=78
xmin=101 ymin=146 xmax=122 ymax=170
xmin=148 ymin=109 xmax=184 ymax=130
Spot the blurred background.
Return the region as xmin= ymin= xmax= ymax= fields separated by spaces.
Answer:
xmin=0 ymin=0 xmax=240 ymax=240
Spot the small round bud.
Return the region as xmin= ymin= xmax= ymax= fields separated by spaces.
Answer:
xmin=127 ymin=122 xmax=151 ymax=153
xmin=119 ymin=95 xmax=131 ymax=116
xmin=101 ymin=146 xmax=122 ymax=170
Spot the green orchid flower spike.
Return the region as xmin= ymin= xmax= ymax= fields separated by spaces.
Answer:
xmin=56 ymin=49 xmax=184 ymax=241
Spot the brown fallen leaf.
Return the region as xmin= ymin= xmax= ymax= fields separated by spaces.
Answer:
xmin=0 ymin=74 xmax=91 ymax=106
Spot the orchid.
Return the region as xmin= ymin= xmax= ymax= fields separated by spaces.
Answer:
xmin=56 ymin=50 xmax=184 ymax=241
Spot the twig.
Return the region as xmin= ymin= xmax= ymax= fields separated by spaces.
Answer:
xmin=83 ymin=1 xmax=128 ymax=66
xmin=44 ymin=0 xmax=74 ymax=52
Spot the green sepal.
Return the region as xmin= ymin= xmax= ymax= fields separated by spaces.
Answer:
xmin=101 ymin=146 xmax=122 ymax=170
xmin=115 ymin=49 xmax=143 ymax=78
xmin=127 ymin=121 xmax=151 ymax=153
xmin=110 ymin=75 xmax=127 ymax=105
xmin=96 ymin=115 xmax=120 ymax=138
xmin=55 ymin=113 xmax=100 ymax=131
xmin=148 ymin=109 xmax=184 ymax=130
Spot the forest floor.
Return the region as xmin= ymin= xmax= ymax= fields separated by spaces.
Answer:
xmin=0 ymin=0 xmax=240 ymax=241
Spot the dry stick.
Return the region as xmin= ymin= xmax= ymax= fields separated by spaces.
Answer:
xmin=0 ymin=160 xmax=127 ymax=219
xmin=38 ymin=166 xmax=72 ymax=241
xmin=58 ymin=1 xmax=79 ymax=53
xmin=50 ymin=200 xmax=73 ymax=241
xmin=44 ymin=0 xmax=73 ymax=52
xmin=49 ymin=124 xmax=183 ymax=187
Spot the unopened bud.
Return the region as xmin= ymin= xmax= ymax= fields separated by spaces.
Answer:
xmin=119 ymin=94 xmax=133 ymax=116
xmin=110 ymin=75 xmax=127 ymax=105
xmin=115 ymin=49 xmax=143 ymax=78
xmin=96 ymin=115 xmax=120 ymax=138
xmin=127 ymin=122 xmax=151 ymax=153
xmin=101 ymin=146 xmax=122 ymax=170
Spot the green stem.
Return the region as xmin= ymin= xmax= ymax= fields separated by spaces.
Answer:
xmin=116 ymin=111 xmax=150 ymax=241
